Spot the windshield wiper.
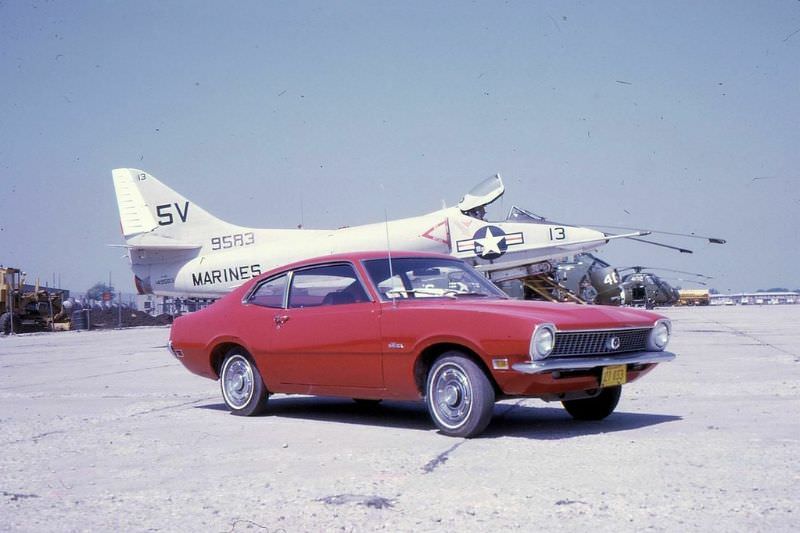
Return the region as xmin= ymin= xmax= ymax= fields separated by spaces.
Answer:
xmin=386 ymin=288 xmax=458 ymax=299
xmin=451 ymin=292 xmax=492 ymax=298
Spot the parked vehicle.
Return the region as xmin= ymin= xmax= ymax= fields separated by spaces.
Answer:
xmin=169 ymin=252 xmax=675 ymax=437
xmin=1 ymin=267 xmax=68 ymax=335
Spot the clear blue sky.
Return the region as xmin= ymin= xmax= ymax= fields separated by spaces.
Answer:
xmin=1 ymin=1 xmax=798 ymax=295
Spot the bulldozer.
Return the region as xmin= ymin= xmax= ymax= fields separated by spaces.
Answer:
xmin=1 ymin=267 xmax=69 ymax=335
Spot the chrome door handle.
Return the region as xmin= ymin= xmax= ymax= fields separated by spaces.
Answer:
xmin=274 ymin=315 xmax=290 ymax=326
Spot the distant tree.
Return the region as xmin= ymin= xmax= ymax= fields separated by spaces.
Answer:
xmin=709 ymin=288 xmax=719 ymax=294
xmin=86 ymin=282 xmax=115 ymax=301
xmin=761 ymin=287 xmax=790 ymax=293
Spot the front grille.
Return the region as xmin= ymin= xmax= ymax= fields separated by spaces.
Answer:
xmin=552 ymin=328 xmax=650 ymax=357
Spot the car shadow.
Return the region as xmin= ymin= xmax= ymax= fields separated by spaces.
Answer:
xmin=195 ymin=396 xmax=681 ymax=439
xmin=197 ymin=396 xmax=432 ymax=430
xmin=482 ymin=401 xmax=682 ymax=440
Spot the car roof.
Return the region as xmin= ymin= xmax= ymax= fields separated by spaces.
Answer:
xmin=279 ymin=250 xmax=457 ymax=271
xmin=248 ymin=250 xmax=461 ymax=283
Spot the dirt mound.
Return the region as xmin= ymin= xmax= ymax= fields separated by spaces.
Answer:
xmin=72 ymin=307 xmax=173 ymax=329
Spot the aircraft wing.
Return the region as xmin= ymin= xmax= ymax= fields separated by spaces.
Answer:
xmin=472 ymin=231 xmax=647 ymax=273
xmin=110 ymin=233 xmax=202 ymax=251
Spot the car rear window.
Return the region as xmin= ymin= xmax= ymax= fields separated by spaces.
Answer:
xmin=248 ymin=274 xmax=288 ymax=308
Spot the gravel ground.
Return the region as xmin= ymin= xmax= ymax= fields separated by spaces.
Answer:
xmin=1 ymin=305 xmax=798 ymax=532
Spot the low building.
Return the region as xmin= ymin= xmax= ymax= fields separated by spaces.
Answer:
xmin=136 ymin=295 xmax=216 ymax=316
xmin=710 ymin=292 xmax=799 ymax=305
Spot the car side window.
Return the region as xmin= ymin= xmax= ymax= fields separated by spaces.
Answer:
xmin=248 ymin=274 xmax=288 ymax=308
xmin=289 ymin=263 xmax=369 ymax=309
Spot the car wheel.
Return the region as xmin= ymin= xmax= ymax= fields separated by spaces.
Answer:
xmin=562 ymin=386 xmax=621 ymax=420
xmin=426 ymin=353 xmax=495 ymax=438
xmin=219 ymin=349 xmax=269 ymax=416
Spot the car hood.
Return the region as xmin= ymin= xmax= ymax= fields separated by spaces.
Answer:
xmin=394 ymin=298 xmax=664 ymax=330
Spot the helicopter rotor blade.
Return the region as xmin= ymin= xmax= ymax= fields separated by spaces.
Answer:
xmin=659 ymin=276 xmax=709 ymax=286
xmin=583 ymin=224 xmax=726 ymax=244
xmin=661 ymin=269 xmax=713 ymax=279
xmin=618 ymin=265 xmax=713 ymax=279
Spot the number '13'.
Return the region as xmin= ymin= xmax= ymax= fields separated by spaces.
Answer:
xmin=549 ymin=227 xmax=566 ymax=240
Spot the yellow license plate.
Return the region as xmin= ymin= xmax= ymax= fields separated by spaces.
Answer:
xmin=601 ymin=365 xmax=627 ymax=387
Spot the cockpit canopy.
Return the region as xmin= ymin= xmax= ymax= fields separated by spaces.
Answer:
xmin=506 ymin=206 xmax=547 ymax=223
xmin=457 ymin=174 xmax=505 ymax=212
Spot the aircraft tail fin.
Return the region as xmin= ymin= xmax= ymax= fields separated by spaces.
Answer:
xmin=112 ymin=168 xmax=238 ymax=244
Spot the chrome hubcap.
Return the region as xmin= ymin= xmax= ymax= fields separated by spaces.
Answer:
xmin=431 ymin=364 xmax=472 ymax=428
xmin=222 ymin=356 xmax=254 ymax=409
xmin=443 ymin=384 xmax=460 ymax=406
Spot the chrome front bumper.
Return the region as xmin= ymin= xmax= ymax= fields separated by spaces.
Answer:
xmin=167 ymin=340 xmax=184 ymax=359
xmin=512 ymin=351 xmax=676 ymax=375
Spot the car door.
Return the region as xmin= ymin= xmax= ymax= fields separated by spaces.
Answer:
xmin=268 ymin=262 xmax=383 ymax=389
xmin=240 ymin=272 xmax=289 ymax=378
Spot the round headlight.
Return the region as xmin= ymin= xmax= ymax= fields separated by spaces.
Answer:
xmin=530 ymin=324 xmax=556 ymax=360
xmin=647 ymin=319 xmax=671 ymax=351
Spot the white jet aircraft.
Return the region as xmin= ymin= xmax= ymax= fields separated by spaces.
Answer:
xmin=112 ymin=169 xmax=646 ymax=298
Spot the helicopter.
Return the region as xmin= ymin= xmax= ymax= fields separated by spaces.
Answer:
xmin=618 ymin=266 xmax=713 ymax=308
xmin=553 ymin=253 xmax=626 ymax=305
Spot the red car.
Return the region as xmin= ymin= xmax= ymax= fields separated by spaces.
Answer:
xmin=169 ymin=251 xmax=674 ymax=437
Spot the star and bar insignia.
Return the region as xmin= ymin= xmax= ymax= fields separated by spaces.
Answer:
xmin=456 ymin=225 xmax=524 ymax=260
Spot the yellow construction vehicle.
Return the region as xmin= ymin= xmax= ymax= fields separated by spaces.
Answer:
xmin=1 ymin=267 xmax=68 ymax=335
xmin=677 ymin=288 xmax=710 ymax=306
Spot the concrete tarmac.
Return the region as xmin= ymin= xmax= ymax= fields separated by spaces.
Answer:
xmin=1 ymin=305 xmax=798 ymax=532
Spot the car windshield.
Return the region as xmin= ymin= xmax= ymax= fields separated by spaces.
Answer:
xmin=363 ymin=257 xmax=508 ymax=301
